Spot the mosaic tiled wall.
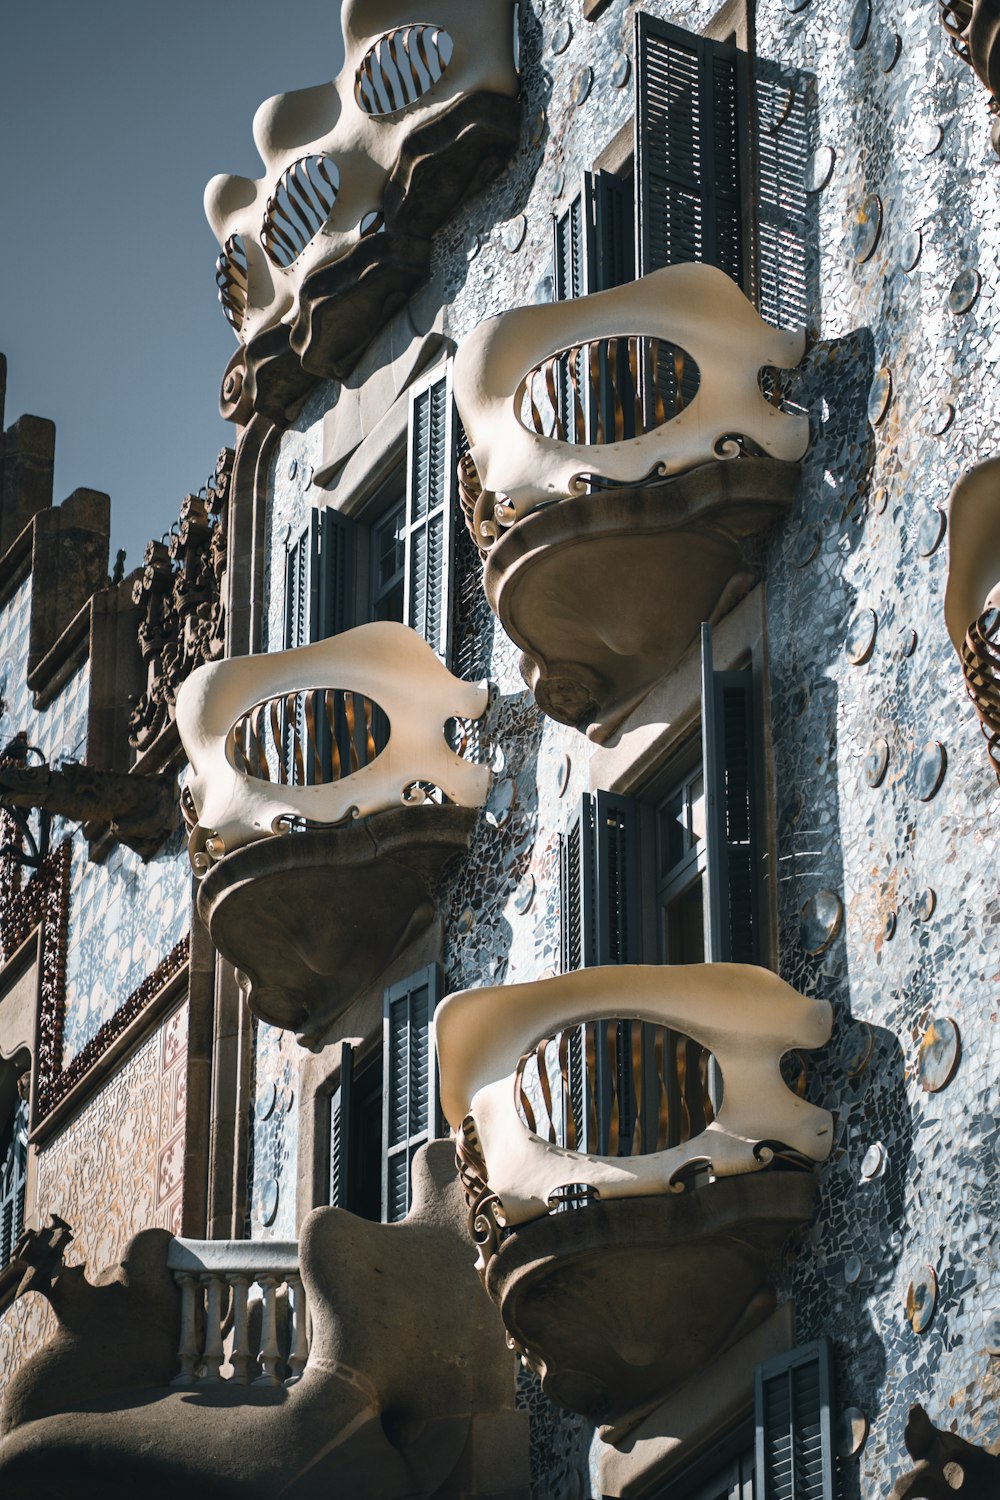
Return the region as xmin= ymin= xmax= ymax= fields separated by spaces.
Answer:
xmin=0 ymin=573 xmax=191 ymax=1069
xmin=247 ymin=1020 xmax=301 ymax=1241
xmin=253 ymin=0 xmax=1000 ymax=1492
xmin=0 ymin=1004 xmax=188 ymax=1402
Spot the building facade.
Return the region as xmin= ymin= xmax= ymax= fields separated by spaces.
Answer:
xmin=0 ymin=0 xmax=998 ymax=1495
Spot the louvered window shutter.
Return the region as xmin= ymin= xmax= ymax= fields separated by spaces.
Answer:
xmin=754 ymin=59 xmax=815 ymax=331
xmin=561 ymin=793 xmax=647 ymax=1154
xmin=328 ymin=1042 xmax=354 ymax=1210
xmin=283 ymin=508 xmax=355 ymax=782
xmin=755 ymin=1339 xmax=836 ymax=1500
xmin=701 ymin=624 xmax=762 ymax=965
xmin=635 ymin=13 xmax=749 ymax=288
xmin=382 ymin=964 xmax=442 ymax=1223
xmin=0 ymin=1097 xmax=28 ymax=1268
xmin=405 ymin=366 xmax=455 ymax=663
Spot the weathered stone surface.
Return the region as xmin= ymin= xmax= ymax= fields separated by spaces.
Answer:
xmin=0 ymin=1145 xmax=528 ymax=1500
xmin=483 ymin=458 xmax=799 ymax=740
xmin=197 ymin=806 xmax=479 ymax=1048
xmin=484 ymin=1173 xmax=816 ymax=1433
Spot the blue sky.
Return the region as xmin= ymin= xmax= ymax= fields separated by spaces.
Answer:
xmin=0 ymin=0 xmax=345 ymax=571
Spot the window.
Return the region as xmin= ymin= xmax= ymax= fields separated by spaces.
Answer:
xmin=329 ymin=1042 xmax=383 ymax=1224
xmin=0 ymin=1073 xmax=28 ymax=1270
xmin=641 ymin=1341 xmax=836 ymax=1500
xmin=560 ymin=627 xmax=763 ymax=973
xmin=328 ymin=964 xmax=442 ymax=1225
xmin=553 ymin=9 xmax=817 ymax=335
xmin=282 ymin=361 xmax=458 ymax=663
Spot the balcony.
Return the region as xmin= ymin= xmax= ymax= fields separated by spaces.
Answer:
xmin=0 ymin=1145 xmax=528 ymax=1495
xmin=175 ymin=622 xmax=490 ymax=1047
xmin=453 ymin=263 xmax=809 ymax=741
xmin=205 ymin=0 xmax=520 ymax=421
xmin=435 ymin=963 xmax=832 ymax=1432
xmin=945 ymin=456 xmax=1000 ymax=780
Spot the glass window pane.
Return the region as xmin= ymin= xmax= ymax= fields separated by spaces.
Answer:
xmin=663 ymin=879 xmax=705 ymax=964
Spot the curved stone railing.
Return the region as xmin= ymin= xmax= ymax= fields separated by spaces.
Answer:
xmin=452 ymin=262 xmax=809 ymax=543
xmin=945 ymin=456 xmax=1000 ymax=779
xmin=175 ymin=621 xmax=491 ymax=873
xmin=435 ymin=964 xmax=833 ymax=1231
xmin=167 ymin=1238 xmax=307 ymax=1387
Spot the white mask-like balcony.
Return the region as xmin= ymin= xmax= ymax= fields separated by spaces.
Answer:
xmin=205 ymin=0 xmax=519 ymax=422
xmin=945 ymin=456 xmax=1000 ymax=781
xmin=435 ymin=963 xmax=832 ymax=1430
xmin=453 ymin=263 xmax=809 ymax=741
xmin=175 ymin=622 xmax=490 ymax=1047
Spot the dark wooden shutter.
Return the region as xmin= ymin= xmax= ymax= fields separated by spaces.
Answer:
xmin=405 ymin=365 xmax=455 ymax=662
xmin=701 ymin=624 xmax=762 ymax=965
xmin=283 ymin=508 xmax=355 ymax=781
xmin=635 ymin=13 xmax=749 ymax=287
xmin=328 ymin=1041 xmax=354 ymax=1210
xmin=560 ymin=791 xmax=645 ymax=971
xmin=754 ymin=59 xmax=816 ymax=331
xmin=0 ymin=1096 xmax=28 ymax=1268
xmin=561 ymin=794 xmax=647 ymax=1155
xmin=382 ymin=964 xmax=442 ymax=1223
xmin=553 ymin=193 xmax=587 ymax=302
xmin=755 ymin=1339 xmax=836 ymax=1500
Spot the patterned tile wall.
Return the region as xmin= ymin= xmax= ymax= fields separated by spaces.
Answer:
xmin=0 ymin=1005 xmax=188 ymax=1403
xmin=0 ymin=571 xmax=191 ymax=1067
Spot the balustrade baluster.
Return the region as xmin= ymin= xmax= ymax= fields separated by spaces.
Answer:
xmin=200 ymin=1275 xmax=226 ymax=1382
xmin=286 ymin=1274 xmax=309 ymax=1382
xmin=172 ymin=1273 xmax=201 ymax=1386
xmin=254 ymin=1274 xmax=283 ymax=1386
xmin=228 ymin=1273 xmax=253 ymax=1384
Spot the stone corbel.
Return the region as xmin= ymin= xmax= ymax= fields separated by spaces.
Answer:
xmin=0 ymin=763 xmax=177 ymax=860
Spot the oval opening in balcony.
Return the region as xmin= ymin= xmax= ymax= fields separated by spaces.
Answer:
xmin=261 ymin=155 xmax=340 ymax=270
xmin=354 ymin=25 xmax=454 ymax=117
xmin=227 ymin=687 xmax=390 ymax=788
xmin=517 ymin=337 xmax=702 ymax=449
xmin=514 ymin=1018 xmax=721 ymax=1160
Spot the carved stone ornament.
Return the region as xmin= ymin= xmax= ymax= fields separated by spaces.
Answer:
xmin=944 ymin=455 xmax=1000 ymax=779
xmin=175 ymin=621 xmax=490 ymax=873
xmin=206 ymin=0 xmax=520 ymax=421
xmin=453 ymin=262 xmax=807 ymax=519
xmin=0 ymin=1148 xmax=528 ymax=1498
xmin=452 ymin=264 xmax=808 ymax=738
xmin=0 ymin=762 xmax=176 ymax=861
xmin=939 ymin=0 xmax=1000 ymax=156
xmin=435 ymin=964 xmax=833 ymax=1228
xmin=129 ymin=449 xmax=232 ymax=757
xmin=889 ymin=1403 xmax=1000 ymax=1498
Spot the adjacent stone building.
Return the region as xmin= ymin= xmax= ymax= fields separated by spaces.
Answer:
xmin=0 ymin=0 xmax=998 ymax=1495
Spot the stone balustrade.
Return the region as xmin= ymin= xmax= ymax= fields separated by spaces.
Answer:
xmin=166 ymin=1238 xmax=308 ymax=1387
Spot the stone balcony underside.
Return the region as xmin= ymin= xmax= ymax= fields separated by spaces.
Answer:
xmin=198 ymin=806 xmax=476 ymax=1048
xmin=483 ymin=455 xmax=798 ymax=739
xmin=487 ymin=1173 xmax=817 ymax=1432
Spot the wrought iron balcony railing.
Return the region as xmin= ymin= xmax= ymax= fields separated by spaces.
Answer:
xmin=175 ymin=621 xmax=490 ymax=874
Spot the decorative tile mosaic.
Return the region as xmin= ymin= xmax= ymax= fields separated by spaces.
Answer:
xmin=247 ymin=1020 xmax=301 ymax=1242
xmin=0 ymin=1005 xmax=189 ymax=1403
